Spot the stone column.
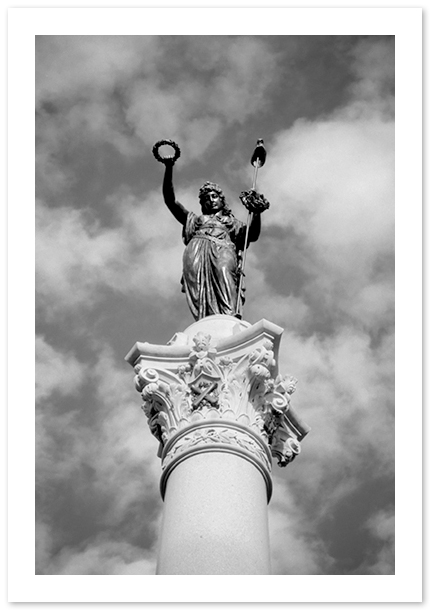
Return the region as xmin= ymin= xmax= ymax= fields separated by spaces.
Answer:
xmin=125 ymin=315 xmax=309 ymax=575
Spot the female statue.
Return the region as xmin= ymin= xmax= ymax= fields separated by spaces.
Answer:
xmin=154 ymin=140 xmax=269 ymax=321
xmin=159 ymin=156 xmax=263 ymax=320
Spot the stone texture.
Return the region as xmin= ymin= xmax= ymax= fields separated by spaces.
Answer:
xmin=156 ymin=452 xmax=271 ymax=575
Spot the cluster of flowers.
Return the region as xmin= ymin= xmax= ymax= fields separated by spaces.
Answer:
xmin=239 ymin=189 xmax=270 ymax=213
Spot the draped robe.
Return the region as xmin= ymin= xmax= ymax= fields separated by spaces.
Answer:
xmin=181 ymin=211 xmax=246 ymax=320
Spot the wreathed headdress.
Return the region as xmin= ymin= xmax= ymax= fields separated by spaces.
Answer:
xmin=198 ymin=181 xmax=232 ymax=215
xmin=199 ymin=181 xmax=224 ymax=201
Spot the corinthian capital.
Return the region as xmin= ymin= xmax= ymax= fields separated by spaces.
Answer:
xmin=126 ymin=315 xmax=310 ymax=498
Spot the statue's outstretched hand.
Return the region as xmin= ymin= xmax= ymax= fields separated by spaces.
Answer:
xmin=239 ymin=189 xmax=270 ymax=214
xmin=161 ymin=156 xmax=176 ymax=167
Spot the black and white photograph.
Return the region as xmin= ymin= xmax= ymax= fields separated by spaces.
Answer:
xmin=7 ymin=5 xmax=422 ymax=603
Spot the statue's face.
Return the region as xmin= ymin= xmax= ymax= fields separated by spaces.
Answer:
xmin=202 ymin=190 xmax=223 ymax=213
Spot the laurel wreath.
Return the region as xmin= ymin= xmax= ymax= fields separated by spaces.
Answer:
xmin=152 ymin=139 xmax=181 ymax=163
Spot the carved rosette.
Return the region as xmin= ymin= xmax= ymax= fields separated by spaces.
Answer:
xmin=127 ymin=319 xmax=309 ymax=500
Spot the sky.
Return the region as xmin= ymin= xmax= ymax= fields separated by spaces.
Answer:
xmin=35 ymin=34 xmax=395 ymax=576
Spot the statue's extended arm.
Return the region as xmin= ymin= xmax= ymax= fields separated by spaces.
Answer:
xmin=162 ymin=159 xmax=188 ymax=226
xmin=247 ymin=213 xmax=261 ymax=245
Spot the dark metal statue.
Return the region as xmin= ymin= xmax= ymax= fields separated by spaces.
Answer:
xmin=153 ymin=139 xmax=269 ymax=321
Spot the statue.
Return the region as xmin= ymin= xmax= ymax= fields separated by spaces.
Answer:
xmin=153 ymin=139 xmax=269 ymax=320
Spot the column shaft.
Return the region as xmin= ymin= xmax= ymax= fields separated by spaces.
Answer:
xmin=156 ymin=452 xmax=271 ymax=575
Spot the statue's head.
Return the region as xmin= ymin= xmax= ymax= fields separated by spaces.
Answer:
xmin=199 ymin=181 xmax=231 ymax=215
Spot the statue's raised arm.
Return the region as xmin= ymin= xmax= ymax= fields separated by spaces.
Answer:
xmin=153 ymin=140 xmax=188 ymax=226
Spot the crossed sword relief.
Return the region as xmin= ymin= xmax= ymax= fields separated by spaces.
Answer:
xmin=190 ymin=379 xmax=219 ymax=411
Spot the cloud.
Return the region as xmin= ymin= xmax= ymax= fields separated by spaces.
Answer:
xmin=89 ymin=345 xmax=162 ymax=518
xmin=280 ymin=327 xmax=393 ymax=490
xmin=269 ymin=482 xmax=333 ymax=574
xmin=36 ymin=342 xmax=162 ymax=575
xmin=35 ymin=37 xmax=162 ymax=170
xmin=241 ymin=37 xmax=394 ymax=343
xmin=35 ymin=36 xmax=160 ymax=105
xmin=36 ymin=336 xmax=86 ymax=400
xmin=257 ymin=115 xmax=394 ymax=333
xmin=125 ymin=37 xmax=277 ymax=161
xmin=36 ymin=35 xmax=278 ymax=173
xmin=36 ymin=336 xmax=92 ymax=491
xmin=346 ymin=37 xmax=395 ymax=119
xmin=36 ymin=199 xmax=125 ymax=311
xmin=261 ymin=118 xmax=394 ymax=253
xmin=354 ymin=509 xmax=395 ymax=574
xmin=38 ymin=529 xmax=157 ymax=575
xmin=205 ymin=37 xmax=277 ymax=120
xmin=36 ymin=189 xmax=186 ymax=316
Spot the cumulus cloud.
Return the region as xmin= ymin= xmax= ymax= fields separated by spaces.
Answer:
xmin=36 ymin=336 xmax=86 ymax=400
xmin=255 ymin=117 xmax=394 ymax=338
xmin=36 ymin=342 xmax=162 ymax=575
xmin=249 ymin=38 xmax=394 ymax=333
xmin=266 ymin=121 xmax=392 ymax=238
xmin=36 ymin=36 xmax=160 ymax=105
xmin=279 ymin=327 xmax=393 ymax=492
xmin=37 ymin=528 xmax=157 ymax=575
xmin=36 ymin=189 xmax=186 ymax=316
xmin=125 ymin=37 xmax=277 ymax=161
xmin=241 ymin=36 xmax=394 ymax=361
xmin=90 ymin=346 xmax=162 ymax=513
xmin=346 ymin=37 xmax=395 ymax=119
xmin=269 ymin=482 xmax=332 ymax=574
xmin=36 ymin=35 xmax=277 ymax=174
xmin=353 ymin=509 xmax=395 ymax=574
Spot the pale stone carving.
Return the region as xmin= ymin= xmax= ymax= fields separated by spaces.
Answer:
xmin=127 ymin=316 xmax=310 ymax=499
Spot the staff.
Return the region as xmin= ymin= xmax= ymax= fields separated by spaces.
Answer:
xmin=235 ymin=139 xmax=269 ymax=318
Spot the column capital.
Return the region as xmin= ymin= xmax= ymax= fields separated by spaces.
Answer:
xmin=126 ymin=315 xmax=310 ymax=500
